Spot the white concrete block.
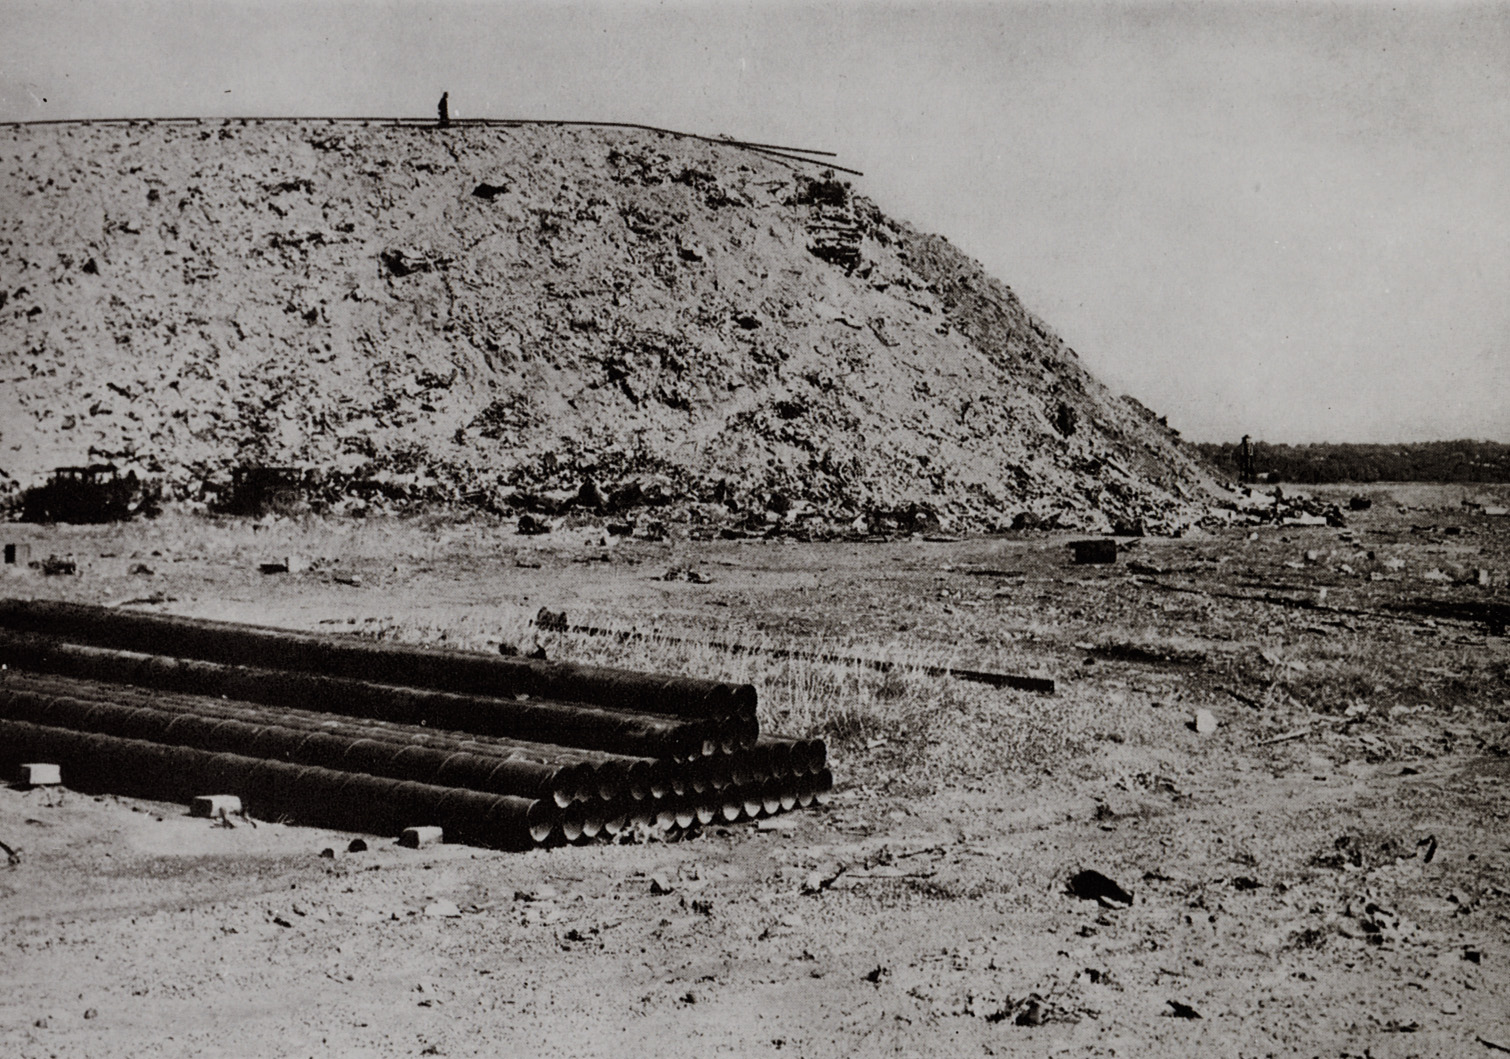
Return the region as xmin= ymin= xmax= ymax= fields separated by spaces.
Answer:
xmin=18 ymin=762 xmax=60 ymax=786
xmin=399 ymin=825 xmax=444 ymax=848
xmin=191 ymin=794 xmax=243 ymax=817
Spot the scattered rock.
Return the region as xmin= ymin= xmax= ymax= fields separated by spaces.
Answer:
xmin=1166 ymin=1000 xmax=1201 ymax=1019
xmin=535 ymin=607 xmax=568 ymax=632
xmin=576 ymin=479 xmax=606 ymax=509
xmin=424 ymin=900 xmax=462 ymax=918
xmin=83 ymin=1008 xmax=98 ymax=1020
xmin=802 ymin=864 xmax=844 ymax=894
xmin=661 ymin=566 xmax=712 ymax=583
xmin=514 ymin=885 xmax=559 ymax=902
xmin=649 ymin=874 xmax=676 ymax=895
xmin=1067 ymin=869 xmax=1133 ymax=907
xmin=1192 ymin=709 xmax=1218 ymax=735
xmin=347 ymin=839 xmax=368 ymax=853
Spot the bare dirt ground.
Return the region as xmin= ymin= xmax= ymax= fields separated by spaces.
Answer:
xmin=2 ymin=482 xmax=1508 ymax=1058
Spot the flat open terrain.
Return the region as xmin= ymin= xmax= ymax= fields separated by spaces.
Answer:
xmin=2 ymin=483 xmax=1508 ymax=1058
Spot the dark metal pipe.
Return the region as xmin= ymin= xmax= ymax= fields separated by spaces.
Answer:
xmin=0 ymin=718 xmax=556 ymax=846
xmin=0 ymin=669 xmax=652 ymax=802
xmin=0 ymin=629 xmax=722 ymax=757
xmin=804 ymin=768 xmax=834 ymax=806
xmin=759 ymin=738 xmax=794 ymax=780
xmin=758 ymin=734 xmax=827 ymax=775
xmin=759 ymin=780 xmax=784 ymax=816
xmin=0 ymin=600 xmax=757 ymax=721
xmin=0 ymin=678 xmax=585 ymax=808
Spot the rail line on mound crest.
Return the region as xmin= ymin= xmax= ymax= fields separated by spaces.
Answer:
xmin=0 ymin=115 xmax=865 ymax=176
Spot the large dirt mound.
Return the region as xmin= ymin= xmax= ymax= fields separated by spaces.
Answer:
xmin=0 ymin=120 xmax=1215 ymax=533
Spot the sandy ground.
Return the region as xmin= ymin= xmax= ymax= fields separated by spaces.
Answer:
xmin=2 ymin=483 xmax=1509 ymax=1058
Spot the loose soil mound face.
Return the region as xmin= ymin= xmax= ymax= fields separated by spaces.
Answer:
xmin=0 ymin=121 xmax=1214 ymax=532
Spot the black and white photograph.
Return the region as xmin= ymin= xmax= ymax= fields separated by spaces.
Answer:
xmin=1 ymin=1 xmax=1507 ymax=1055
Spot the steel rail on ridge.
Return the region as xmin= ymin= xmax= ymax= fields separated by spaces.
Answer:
xmin=0 ymin=115 xmax=865 ymax=176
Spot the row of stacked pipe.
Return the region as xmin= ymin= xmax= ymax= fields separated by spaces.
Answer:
xmin=0 ymin=599 xmax=830 ymax=849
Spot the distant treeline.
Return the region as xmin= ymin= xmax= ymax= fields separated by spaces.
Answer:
xmin=1195 ymin=440 xmax=1510 ymax=484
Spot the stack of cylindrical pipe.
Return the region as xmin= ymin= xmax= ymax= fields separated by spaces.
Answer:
xmin=0 ymin=628 xmax=741 ymax=757
xmin=0 ymin=716 xmax=556 ymax=848
xmin=0 ymin=599 xmax=831 ymax=848
xmin=0 ymin=600 xmax=755 ymax=717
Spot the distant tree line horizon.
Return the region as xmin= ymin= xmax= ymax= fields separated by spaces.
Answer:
xmin=1193 ymin=439 xmax=1510 ymax=484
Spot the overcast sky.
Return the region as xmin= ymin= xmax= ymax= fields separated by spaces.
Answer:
xmin=3 ymin=0 xmax=1506 ymax=444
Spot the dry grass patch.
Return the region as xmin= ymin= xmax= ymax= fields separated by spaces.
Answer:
xmin=347 ymin=612 xmax=1088 ymax=785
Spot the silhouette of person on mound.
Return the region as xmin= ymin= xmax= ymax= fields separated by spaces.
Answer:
xmin=437 ymin=92 xmax=450 ymax=128
xmin=1237 ymin=434 xmax=1256 ymax=483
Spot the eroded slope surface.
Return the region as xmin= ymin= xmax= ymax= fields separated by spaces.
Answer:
xmin=1 ymin=120 xmax=1213 ymax=531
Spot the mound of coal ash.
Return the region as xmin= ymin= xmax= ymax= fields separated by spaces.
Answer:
xmin=0 ymin=120 xmax=1216 ymax=534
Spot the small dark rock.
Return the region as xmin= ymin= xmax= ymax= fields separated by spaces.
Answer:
xmin=576 ymin=479 xmax=606 ymax=509
xmin=1068 ymin=539 xmax=1117 ymax=565
xmin=1067 ymin=869 xmax=1133 ymax=906
xmin=347 ymin=839 xmax=368 ymax=853
xmin=1166 ymin=1000 xmax=1201 ymax=1019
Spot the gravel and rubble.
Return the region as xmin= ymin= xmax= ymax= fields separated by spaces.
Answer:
xmin=1 ymin=120 xmax=1218 ymax=535
xmin=0 ymin=484 xmax=1506 ymax=1057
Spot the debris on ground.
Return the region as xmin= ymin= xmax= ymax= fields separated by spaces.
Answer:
xmin=1067 ymin=870 xmax=1134 ymax=907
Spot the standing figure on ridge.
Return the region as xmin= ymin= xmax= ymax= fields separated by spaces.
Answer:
xmin=1237 ymin=434 xmax=1256 ymax=483
xmin=437 ymin=92 xmax=450 ymax=128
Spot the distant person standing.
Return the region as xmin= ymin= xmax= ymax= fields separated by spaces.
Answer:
xmin=1237 ymin=434 xmax=1256 ymax=483
xmin=437 ymin=92 xmax=450 ymax=128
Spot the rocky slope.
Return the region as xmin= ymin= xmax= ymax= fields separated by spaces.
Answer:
xmin=0 ymin=119 xmax=1216 ymax=532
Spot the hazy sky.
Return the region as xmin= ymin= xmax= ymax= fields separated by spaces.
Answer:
xmin=3 ymin=0 xmax=1506 ymax=443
